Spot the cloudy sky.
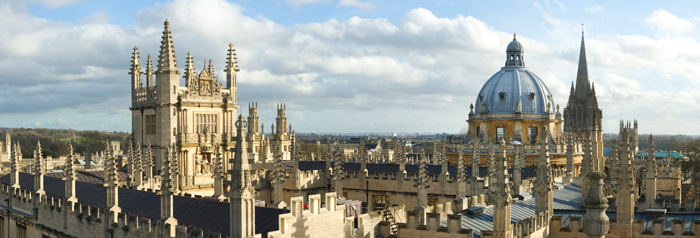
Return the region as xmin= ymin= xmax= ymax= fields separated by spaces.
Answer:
xmin=1 ymin=0 xmax=700 ymax=134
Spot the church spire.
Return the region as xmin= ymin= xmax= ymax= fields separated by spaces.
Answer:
xmin=184 ymin=51 xmax=196 ymax=88
xmin=157 ymin=19 xmax=179 ymax=74
xmin=575 ymin=31 xmax=591 ymax=99
xmin=229 ymin=114 xmax=256 ymax=238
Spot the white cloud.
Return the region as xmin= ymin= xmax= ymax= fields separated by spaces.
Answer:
xmin=337 ymin=0 xmax=375 ymax=10
xmin=2 ymin=0 xmax=700 ymax=134
xmin=645 ymin=9 xmax=694 ymax=35
xmin=584 ymin=5 xmax=604 ymax=13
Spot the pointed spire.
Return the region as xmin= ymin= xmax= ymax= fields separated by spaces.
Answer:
xmin=185 ymin=51 xmax=195 ymax=87
xmin=226 ymin=43 xmax=239 ymax=90
xmin=10 ymin=141 xmax=19 ymax=189
xmin=208 ymin=59 xmax=213 ymax=74
xmin=575 ymin=31 xmax=591 ymax=98
xmin=130 ymin=47 xmax=143 ymax=89
xmin=157 ymin=19 xmax=179 ymax=74
xmin=146 ymin=54 xmax=154 ymax=87
xmin=170 ymin=144 xmax=180 ymax=194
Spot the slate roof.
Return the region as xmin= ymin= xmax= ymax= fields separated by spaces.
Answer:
xmin=458 ymin=184 xmax=583 ymax=238
xmin=253 ymin=161 xmax=538 ymax=180
xmin=553 ymin=211 xmax=700 ymax=232
xmin=1 ymin=173 xmax=288 ymax=237
xmin=45 ymin=169 xmax=128 ymax=184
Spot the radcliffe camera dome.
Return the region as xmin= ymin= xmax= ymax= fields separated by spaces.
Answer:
xmin=473 ymin=35 xmax=554 ymax=114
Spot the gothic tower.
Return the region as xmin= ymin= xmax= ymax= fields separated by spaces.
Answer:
xmin=563 ymin=31 xmax=604 ymax=173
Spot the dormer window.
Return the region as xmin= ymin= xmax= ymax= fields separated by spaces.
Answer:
xmin=499 ymin=92 xmax=506 ymax=100
xmin=529 ymin=92 xmax=535 ymax=101
xmin=479 ymin=94 xmax=483 ymax=101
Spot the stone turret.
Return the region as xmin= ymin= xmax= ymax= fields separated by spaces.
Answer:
xmin=34 ymin=141 xmax=46 ymax=199
xmin=229 ymin=114 xmax=258 ymax=238
xmin=211 ymin=143 xmax=226 ymax=200
xmin=491 ymin=139 xmax=512 ymax=238
xmin=275 ymin=104 xmax=287 ymax=137
xmin=535 ymin=126 xmax=553 ymax=217
xmin=9 ymin=142 xmax=19 ymax=192
xmin=105 ymin=143 xmax=121 ymax=223
xmin=397 ymin=140 xmax=407 ymax=190
xmin=160 ymin=145 xmax=178 ymax=237
xmin=144 ymin=141 xmax=154 ymax=184
xmin=414 ymin=150 xmax=430 ymax=225
xmin=455 ymin=143 xmax=467 ymax=198
xmin=271 ymin=141 xmax=286 ymax=209
xmin=439 ymin=143 xmax=449 ymax=193
xmin=226 ymin=43 xmax=239 ymax=95
xmin=64 ymin=143 xmax=78 ymax=205
xmin=248 ymin=102 xmax=259 ymax=136
xmin=359 ymin=140 xmax=368 ymax=177
xmin=170 ymin=144 xmax=180 ymax=195
xmin=333 ymin=143 xmax=345 ymax=199
xmin=564 ymin=133 xmax=574 ymax=184
xmin=471 ymin=138 xmax=481 ymax=196
xmin=646 ymin=134 xmax=657 ymax=203
xmin=513 ymin=144 xmax=523 ymax=194
xmin=127 ymin=140 xmax=134 ymax=187
xmin=582 ymin=171 xmax=610 ymax=238
xmin=616 ymin=127 xmax=635 ymax=238
xmin=133 ymin=141 xmax=143 ymax=190
xmin=184 ymin=51 xmax=196 ymax=89
xmin=487 ymin=143 xmax=496 ymax=191
xmin=130 ymin=47 xmax=143 ymax=90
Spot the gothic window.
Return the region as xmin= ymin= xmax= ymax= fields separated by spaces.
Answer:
xmin=196 ymin=114 xmax=218 ymax=134
xmin=496 ymin=127 xmax=506 ymax=142
xmin=145 ymin=115 xmax=156 ymax=134
xmin=528 ymin=127 xmax=538 ymax=144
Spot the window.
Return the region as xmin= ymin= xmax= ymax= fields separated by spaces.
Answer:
xmin=196 ymin=114 xmax=218 ymax=134
xmin=528 ymin=127 xmax=538 ymax=144
xmin=372 ymin=194 xmax=389 ymax=208
xmin=529 ymin=92 xmax=535 ymax=101
xmin=499 ymin=92 xmax=506 ymax=100
xmin=476 ymin=126 xmax=480 ymax=138
xmin=427 ymin=197 xmax=439 ymax=207
xmin=496 ymin=127 xmax=505 ymax=143
xmin=17 ymin=224 xmax=26 ymax=238
xmin=145 ymin=115 xmax=156 ymax=134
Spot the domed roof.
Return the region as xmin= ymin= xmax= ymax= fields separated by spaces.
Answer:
xmin=473 ymin=36 xmax=554 ymax=115
xmin=506 ymin=33 xmax=523 ymax=52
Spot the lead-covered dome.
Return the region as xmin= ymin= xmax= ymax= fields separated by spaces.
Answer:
xmin=473 ymin=36 xmax=554 ymax=114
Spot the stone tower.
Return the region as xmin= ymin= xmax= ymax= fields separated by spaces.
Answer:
xmin=563 ymin=31 xmax=604 ymax=173
xmin=130 ymin=20 xmax=239 ymax=191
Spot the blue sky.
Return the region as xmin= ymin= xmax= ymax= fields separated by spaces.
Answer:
xmin=2 ymin=0 xmax=700 ymax=134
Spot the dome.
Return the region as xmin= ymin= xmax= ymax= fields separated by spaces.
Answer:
xmin=506 ymin=34 xmax=523 ymax=52
xmin=473 ymin=36 xmax=554 ymax=115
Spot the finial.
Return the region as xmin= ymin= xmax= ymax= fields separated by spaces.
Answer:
xmin=513 ymin=32 xmax=516 ymax=39
xmin=581 ymin=23 xmax=584 ymax=34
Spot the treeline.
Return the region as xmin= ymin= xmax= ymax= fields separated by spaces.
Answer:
xmin=602 ymin=133 xmax=700 ymax=151
xmin=1 ymin=128 xmax=130 ymax=158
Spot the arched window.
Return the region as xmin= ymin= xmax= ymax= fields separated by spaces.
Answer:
xmin=516 ymin=55 xmax=520 ymax=61
xmin=496 ymin=127 xmax=506 ymax=142
xmin=528 ymin=127 xmax=538 ymax=144
xmin=510 ymin=55 xmax=514 ymax=60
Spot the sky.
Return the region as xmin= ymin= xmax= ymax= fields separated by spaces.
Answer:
xmin=1 ymin=0 xmax=700 ymax=134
